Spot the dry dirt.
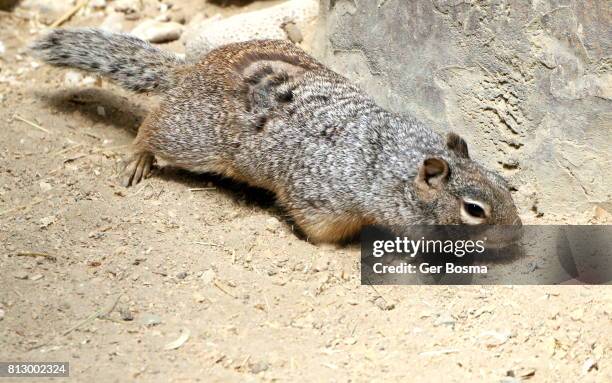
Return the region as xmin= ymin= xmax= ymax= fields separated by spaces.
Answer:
xmin=0 ymin=1 xmax=610 ymax=382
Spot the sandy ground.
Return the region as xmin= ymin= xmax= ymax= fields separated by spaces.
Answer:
xmin=0 ymin=1 xmax=610 ymax=382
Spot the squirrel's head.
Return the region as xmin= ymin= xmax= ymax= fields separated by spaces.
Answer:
xmin=412 ymin=133 xmax=521 ymax=226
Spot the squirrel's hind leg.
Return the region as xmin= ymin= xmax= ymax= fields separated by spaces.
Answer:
xmin=120 ymin=113 xmax=160 ymax=187
xmin=120 ymin=151 xmax=156 ymax=187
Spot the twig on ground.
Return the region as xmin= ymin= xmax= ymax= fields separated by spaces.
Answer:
xmin=50 ymin=0 xmax=87 ymax=28
xmin=28 ymin=293 xmax=122 ymax=351
xmin=53 ymin=143 xmax=84 ymax=156
xmin=131 ymin=183 xmax=151 ymax=197
xmin=213 ymin=280 xmax=237 ymax=299
xmin=13 ymin=114 xmax=52 ymax=134
xmin=63 ymin=145 xmax=128 ymax=163
xmin=15 ymin=252 xmax=57 ymax=262
xmin=195 ymin=241 xmax=223 ymax=247
xmin=0 ymin=198 xmax=43 ymax=217
xmin=239 ymin=355 xmax=251 ymax=371
xmin=62 ymin=293 xmax=122 ymax=336
xmin=263 ymin=293 xmax=271 ymax=312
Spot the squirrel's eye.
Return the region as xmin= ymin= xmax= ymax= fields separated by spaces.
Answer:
xmin=463 ymin=202 xmax=486 ymax=218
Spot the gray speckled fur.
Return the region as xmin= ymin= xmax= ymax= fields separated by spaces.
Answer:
xmin=31 ymin=28 xmax=520 ymax=243
xmin=30 ymin=28 xmax=185 ymax=93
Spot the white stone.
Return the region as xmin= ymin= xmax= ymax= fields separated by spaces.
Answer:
xmin=89 ymin=0 xmax=106 ymax=9
xmin=64 ymin=71 xmax=83 ymax=87
xmin=200 ymin=269 xmax=216 ymax=285
xmin=39 ymin=215 xmax=55 ymax=228
xmin=114 ymin=0 xmax=140 ymax=14
xmin=155 ymin=14 xmax=171 ymax=22
xmin=132 ymin=19 xmax=183 ymax=43
xmin=39 ymin=181 xmax=52 ymax=192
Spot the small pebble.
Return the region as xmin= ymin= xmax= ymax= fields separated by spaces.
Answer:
xmin=0 ymin=40 xmax=5 ymax=56
xmin=523 ymin=261 xmax=538 ymax=273
xmin=140 ymin=313 xmax=162 ymax=326
xmin=373 ymin=296 xmax=395 ymax=311
xmin=64 ymin=71 xmax=83 ymax=86
xmin=131 ymin=20 xmax=183 ymax=43
xmin=282 ymin=22 xmax=303 ymax=43
xmin=30 ymin=274 xmax=43 ymax=281
xmin=0 ymin=308 xmax=5 ymax=321
xmin=39 ymin=215 xmax=56 ymax=228
xmin=119 ymin=307 xmax=134 ymax=321
xmin=193 ymin=292 xmax=207 ymax=303
xmin=506 ymin=367 xmax=536 ymax=380
xmin=248 ymin=361 xmax=269 ymax=374
xmin=176 ymin=271 xmax=188 ymax=280
xmin=114 ymin=0 xmax=140 ymax=14
xmin=89 ymin=0 xmax=106 ymax=9
xmin=581 ymin=358 xmax=598 ymax=375
xmin=97 ymin=105 xmax=106 ymax=117
xmin=265 ymin=217 xmax=282 ymax=233
xmin=125 ymin=12 xmax=141 ymax=21
xmin=155 ymin=14 xmax=171 ymax=22
xmin=201 ymin=269 xmax=216 ymax=285
xmin=313 ymin=256 xmax=329 ymax=272
xmin=14 ymin=272 xmax=28 ymax=280
xmin=479 ymin=330 xmax=510 ymax=347
xmin=434 ymin=313 xmax=456 ymax=327
xmin=39 ymin=181 xmax=52 ymax=192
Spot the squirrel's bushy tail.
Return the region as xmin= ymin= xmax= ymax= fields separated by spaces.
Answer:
xmin=31 ymin=28 xmax=185 ymax=93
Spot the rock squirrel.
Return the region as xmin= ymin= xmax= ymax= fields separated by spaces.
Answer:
xmin=31 ymin=28 xmax=521 ymax=243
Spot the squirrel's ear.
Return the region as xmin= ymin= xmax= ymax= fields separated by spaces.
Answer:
xmin=415 ymin=157 xmax=449 ymax=192
xmin=446 ymin=132 xmax=469 ymax=159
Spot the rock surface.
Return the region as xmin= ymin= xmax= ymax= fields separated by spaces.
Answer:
xmin=317 ymin=0 xmax=611 ymax=222
xmin=183 ymin=0 xmax=319 ymax=61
